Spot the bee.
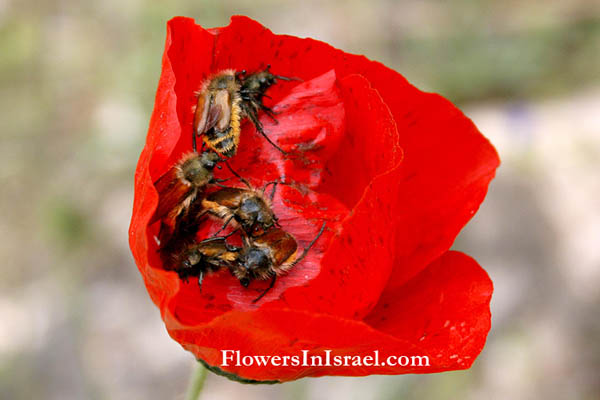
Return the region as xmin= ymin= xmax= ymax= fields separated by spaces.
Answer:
xmin=232 ymin=222 xmax=327 ymax=303
xmin=168 ymin=222 xmax=326 ymax=301
xmin=237 ymin=65 xmax=295 ymax=136
xmin=193 ymin=66 xmax=295 ymax=157
xmin=176 ymin=237 xmax=241 ymax=287
xmin=193 ymin=71 xmax=242 ymax=157
xmin=150 ymin=151 xmax=222 ymax=226
xmin=157 ymin=198 xmax=206 ymax=271
xmin=201 ymin=181 xmax=280 ymax=237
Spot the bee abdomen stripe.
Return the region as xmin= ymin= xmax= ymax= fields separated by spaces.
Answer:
xmin=214 ymin=137 xmax=235 ymax=152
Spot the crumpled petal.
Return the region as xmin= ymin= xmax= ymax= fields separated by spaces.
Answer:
xmin=165 ymin=251 xmax=492 ymax=381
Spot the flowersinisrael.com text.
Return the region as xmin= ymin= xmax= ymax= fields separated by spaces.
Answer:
xmin=221 ymin=350 xmax=430 ymax=368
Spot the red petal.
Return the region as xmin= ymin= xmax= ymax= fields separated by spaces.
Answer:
xmin=273 ymin=74 xmax=403 ymax=319
xmin=165 ymin=251 xmax=492 ymax=381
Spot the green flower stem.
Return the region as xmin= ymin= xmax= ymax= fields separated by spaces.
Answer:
xmin=185 ymin=362 xmax=208 ymax=400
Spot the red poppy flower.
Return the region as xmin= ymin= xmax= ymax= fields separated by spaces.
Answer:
xmin=129 ymin=16 xmax=500 ymax=382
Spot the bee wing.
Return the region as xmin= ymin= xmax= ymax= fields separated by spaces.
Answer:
xmin=194 ymin=92 xmax=223 ymax=135
xmin=255 ymin=229 xmax=298 ymax=268
xmin=198 ymin=239 xmax=227 ymax=256
xmin=206 ymin=187 xmax=246 ymax=209
xmin=213 ymin=90 xmax=231 ymax=132
xmin=198 ymin=239 xmax=240 ymax=268
xmin=272 ymin=235 xmax=298 ymax=267
xmin=194 ymin=90 xmax=231 ymax=135
xmin=150 ymin=167 xmax=192 ymax=225
xmin=194 ymin=91 xmax=211 ymax=135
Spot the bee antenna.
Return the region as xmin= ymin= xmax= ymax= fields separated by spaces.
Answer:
xmin=290 ymin=222 xmax=326 ymax=268
xmin=252 ymin=274 xmax=276 ymax=303
xmin=224 ymin=160 xmax=251 ymax=189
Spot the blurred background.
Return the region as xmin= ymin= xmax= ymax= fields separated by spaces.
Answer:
xmin=1 ymin=0 xmax=599 ymax=399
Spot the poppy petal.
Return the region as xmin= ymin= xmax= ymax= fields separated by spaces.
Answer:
xmin=164 ymin=251 xmax=492 ymax=382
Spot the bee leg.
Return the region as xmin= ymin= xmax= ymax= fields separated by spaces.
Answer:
xmin=224 ymin=160 xmax=251 ymax=189
xmin=261 ymin=180 xmax=279 ymax=201
xmin=224 ymin=241 xmax=242 ymax=252
xmin=261 ymin=105 xmax=280 ymax=123
xmin=211 ymin=215 xmax=235 ymax=237
xmin=290 ymin=222 xmax=327 ymax=267
xmin=210 ymin=177 xmax=232 ymax=189
xmin=247 ymin=110 xmax=288 ymax=155
xmin=274 ymin=75 xmax=302 ymax=82
xmin=270 ymin=181 xmax=278 ymax=201
xmin=223 ymin=228 xmax=240 ymax=240
xmin=203 ymin=227 xmax=240 ymax=241
xmin=198 ymin=237 xmax=223 ymax=245
xmin=252 ymin=274 xmax=277 ymax=303
xmin=177 ymin=270 xmax=190 ymax=282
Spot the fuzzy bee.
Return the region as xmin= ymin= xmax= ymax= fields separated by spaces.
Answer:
xmin=232 ymin=222 xmax=327 ymax=303
xmin=176 ymin=223 xmax=325 ymax=302
xmin=193 ymin=66 xmax=295 ymax=157
xmin=157 ymin=198 xmax=206 ymax=272
xmin=150 ymin=151 xmax=222 ymax=226
xmin=200 ymin=181 xmax=280 ymax=237
xmin=176 ymin=237 xmax=240 ymax=287
xmin=237 ymin=65 xmax=292 ymax=135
